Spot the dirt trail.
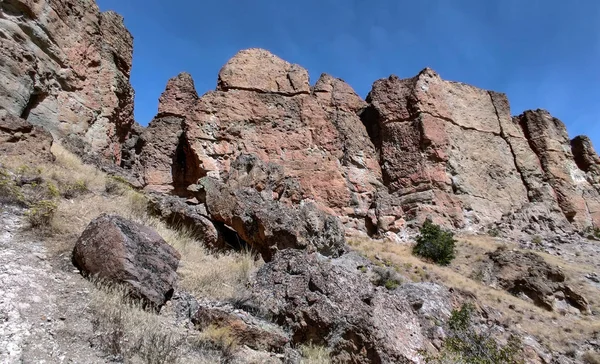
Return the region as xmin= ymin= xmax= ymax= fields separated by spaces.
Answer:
xmin=0 ymin=206 xmax=107 ymax=363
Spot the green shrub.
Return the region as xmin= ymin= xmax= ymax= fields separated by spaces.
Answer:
xmin=423 ymin=303 xmax=523 ymax=364
xmin=412 ymin=219 xmax=456 ymax=266
xmin=488 ymin=227 xmax=501 ymax=237
xmin=26 ymin=200 xmax=57 ymax=228
xmin=384 ymin=279 xmax=400 ymax=290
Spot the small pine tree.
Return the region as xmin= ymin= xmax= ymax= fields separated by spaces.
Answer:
xmin=412 ymin=219 xmax=456 ymax=266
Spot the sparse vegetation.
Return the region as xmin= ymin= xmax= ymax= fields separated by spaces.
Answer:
xmin=413 ymin=219 xmax=456 ymax=266
xmin=0 ymin=166 xmax=23 ymax=205
xmin=26 ymin=199 xmax=57 ymax=228
xmin=90 ymin=282 xmax=185 ymax=364
xmin=583 ymin=351 xmax=600 ymax=364
xmin=300 ymin=343 xmax=331 ymax=364
xmin=424 ymin=303 xmax=523 ymax=364
xmin=488 ymin=227 xmax=501 ymax=237
xmin=531 ymin=235 xmax=543 ymax=245
xmin=197 ymin=325 xmax=239 ymax=358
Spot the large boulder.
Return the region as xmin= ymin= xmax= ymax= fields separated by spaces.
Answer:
xmin=202 ymin=154 xmax=346 ymax=261
xmin=72 ymin=214 xmax=181 ymax=308
xmin=0 ymin=0 xmax=135 ymax=162
xmin=252 ymin=249 xmax=452 ymax=363
xmin=0 ymin=112 xmax=54 ymax=161
xmin=481 ymin=248 xmax=589 ymax=313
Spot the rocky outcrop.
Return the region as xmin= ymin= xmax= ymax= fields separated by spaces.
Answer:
xmin=481 ymin=248 xmax=589 ymax=313
xmin=121 ymin=47 xmax=600 ymax=236
xmin=202 ymin=154 xmax=346 ymax=261
xmin=0 ymin=112 xmax=53 ymax=161
xmin=517 ymin=110 xmax=600 ymax=228
xmin=141 ymin=49 xmax=383 ymax=234
xmin=0 ymin=0 xmax=135 ymax=162
xmin=252 ymin=250 xmax=452 ymax=363
xmin=72 ymin=214 xmax=180 ymax=308
xmin=364 ymin=70 xmax=600 ymax=231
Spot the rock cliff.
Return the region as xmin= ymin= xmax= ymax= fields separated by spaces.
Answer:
xmin=0 ymin=0 xmax=135 ymax=162
xmin=137 ymin=50 xmax=600 ymax=237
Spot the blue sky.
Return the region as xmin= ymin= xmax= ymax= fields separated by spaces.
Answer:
xmin=97 ymin=0 xmax=600 ymax=146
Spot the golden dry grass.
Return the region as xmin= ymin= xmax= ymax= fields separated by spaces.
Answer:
xmin=299 ymin=344 xmax=331 ymax=364
xmin=1 ymin=143 xmax=264 ymax=362
xmin=3 ymin=143 xmax=261 ymax=303
xmin=348 ymin=233 xmax=600 ymax=353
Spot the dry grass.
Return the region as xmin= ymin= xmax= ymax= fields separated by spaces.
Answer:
xmin=299 ymin=344 xmax=331 ymax=364
xmin=2 ymin=143 xmax=263 ymax=361
xmin=1 ymin=143 xmax=262 ymax=302
xmin=348 ymin=234 xmax=600 ymax=353
xmin=90 ymin=281 xmax=186 ymax=363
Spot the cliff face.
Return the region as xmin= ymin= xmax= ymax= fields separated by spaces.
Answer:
xmin=138 ymin=49 xmax=384 ymax=233
xmin=0 ymin=0 xmax=135 ymax=162
xmin=3 ymin=0 xmax=597 ymax=236
xmin=136 ymin=50 xmax=600 ymax=236
xmin=364 ymin=70 xmax=600 ymax=232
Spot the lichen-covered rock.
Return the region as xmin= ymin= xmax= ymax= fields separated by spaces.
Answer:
xmin=0 ymin=112 xmax=54 ymax=161
xmin=0 ymin=0 xmax=134 ymax=162
xmin=252 ymin=250 xmax=452 ymax=363
xmin=72 ymin=214 xmax=181 ymax=308
xmin=517 ymin=110 xmax=600 ymax=228
xmin=364 ymin=70 xmax=600 ymax=232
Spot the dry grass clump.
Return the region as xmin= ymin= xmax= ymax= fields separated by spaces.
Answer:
xmin=90 ymin=281 xmax=186 ymax=364
xmin=299 ymin=344 xmax=331 ymax=364
xmin=3 ymin=144 xmax=263 ymax=361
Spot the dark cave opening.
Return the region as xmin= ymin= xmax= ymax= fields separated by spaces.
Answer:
xmin=21 ymin=92 xmax=47 ymax=120
xmin=171 ymin=132 xmax=206 ymax=197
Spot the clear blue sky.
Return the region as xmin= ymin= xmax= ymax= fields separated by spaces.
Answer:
xmin=97 ymin=0 xmax=600 ymax=146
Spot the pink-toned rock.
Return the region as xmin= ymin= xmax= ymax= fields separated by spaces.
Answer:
xmin=141 ymin=49 xmax=383 ymax=233
xmin=217 ymin=48 xmax=310 ymax=95
xmin=365 ymin=70 xmax=529 ymax=228
xmin=158 ymin=73 xmax=199 ymax=117
xmin=0 ymin=0 xmax=134 ymax=162
xmin=517 ymin=110 xmax=600 ymax=228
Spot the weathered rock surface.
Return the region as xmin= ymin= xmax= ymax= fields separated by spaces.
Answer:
xmin=134 ymin=49 xmax=600 ymax=236
xmin=364 ymin=69 xmax=600 ymax=232
xmin=140 ymin=49 xmax=383 ymax=234
xmin=202 ymin=154 xmax=346 ymax=261
xmin=0 ymin=112 xmax=54 ymax=161
xmin=0 ymin=0 xmax=135 ymax=162
xmin=72 ymin=214 xmax=180 ymax=308
xmin=481 ymin=248 xmax=589 ymax=313
xmin=217 ymin=48 xmax=310 ymax=95
xmin=517 ymin=110 xmax=600 ymax=228
xmin=252 ymin=249 xmax=452 ymax=363
xmin=147 ymin=193 xmax=225 ymax=250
